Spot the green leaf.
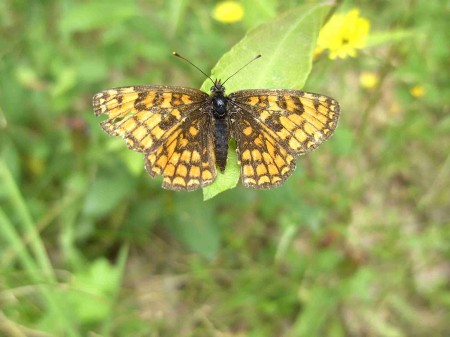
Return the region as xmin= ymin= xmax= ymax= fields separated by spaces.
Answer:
xmin=203 ymin=141 xmax=240 ymax=201
xmin=201 ymin=2 xmax=332 ymax=200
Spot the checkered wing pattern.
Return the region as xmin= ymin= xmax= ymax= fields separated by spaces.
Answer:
xmin=93 ymin=85 xmax=217 ymax=191
xmin=229 ymin=89 xmax=340 ymax=188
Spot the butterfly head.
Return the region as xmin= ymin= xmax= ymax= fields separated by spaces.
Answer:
xmin=210 ymin=79 xmax=225 ymax=94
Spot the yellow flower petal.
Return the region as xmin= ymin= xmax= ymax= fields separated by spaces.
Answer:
xmin=410 ymin=85 xmax=425 ymax=98
xmin=212 ymin=1 xmax=244 ymax=23
xmin=359 ymin=71 xmax=379 ymax=89
xmin=316 ymin=8 xmax=370 ymax=60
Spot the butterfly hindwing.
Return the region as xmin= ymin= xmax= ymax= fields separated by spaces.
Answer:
xmin=231 ymin=113 xmax=296 ymax=188
xmin=145 ymin=114 xmax=217 ymax=191
xmin=93 ymin=85 xmax=217 ymax=191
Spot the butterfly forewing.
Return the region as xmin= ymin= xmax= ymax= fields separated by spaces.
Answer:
xmin=229 ymin=89 xmax=339 ymax=188
xmin=93 ymin=85 xmax=218 ymax=191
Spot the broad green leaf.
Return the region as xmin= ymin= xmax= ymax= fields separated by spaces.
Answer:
xmin=201 ymin=2 xmax=333 ymax=200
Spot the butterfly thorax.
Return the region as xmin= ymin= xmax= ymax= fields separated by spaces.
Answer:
xmin=209 ymin=81 xmax=227 ymax=117
xmin=210 ymin=80 xmax=229 ymax=172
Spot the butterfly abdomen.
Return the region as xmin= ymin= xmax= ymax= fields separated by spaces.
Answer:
xmin=211 ymin=92 xmax=229 ymax=172
xmin=213 ymin=118 xmax=229 ymax=172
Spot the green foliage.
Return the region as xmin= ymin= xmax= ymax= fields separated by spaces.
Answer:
xmin=1 ymin=0 xmax=449 ymax=336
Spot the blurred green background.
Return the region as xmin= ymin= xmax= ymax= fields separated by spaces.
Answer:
xmin=1 ymin=0 xmax=449 ymax=336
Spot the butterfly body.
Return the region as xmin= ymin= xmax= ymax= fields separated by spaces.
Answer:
xmin=210 ymin=80 xmax=230 ymax=172
xmin=93 ymin=81 xmax=339 ymax=191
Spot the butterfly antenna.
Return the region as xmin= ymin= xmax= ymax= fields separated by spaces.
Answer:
xmin=173 ymin=52 xmax=215 ymax=85
xmin=222 ymin=54 xmax=262 ymax=85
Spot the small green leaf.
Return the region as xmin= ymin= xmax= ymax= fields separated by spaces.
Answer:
xmin=202 ymin=2 xmax=332 ymax=199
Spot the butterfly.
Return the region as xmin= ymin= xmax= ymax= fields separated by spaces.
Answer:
xmin=93 ymin=53 xmax=340 ymax=191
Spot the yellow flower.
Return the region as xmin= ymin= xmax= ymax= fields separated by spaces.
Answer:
xmin=410 ymin=85 xmax=425 ymax=98
xmin=212 ymin=1 xmax=244 ymax=23
xmin=359 ymin=71 xmax=379 ymax=89
xmin=315 ymin=9 xmax=370 ymax=60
